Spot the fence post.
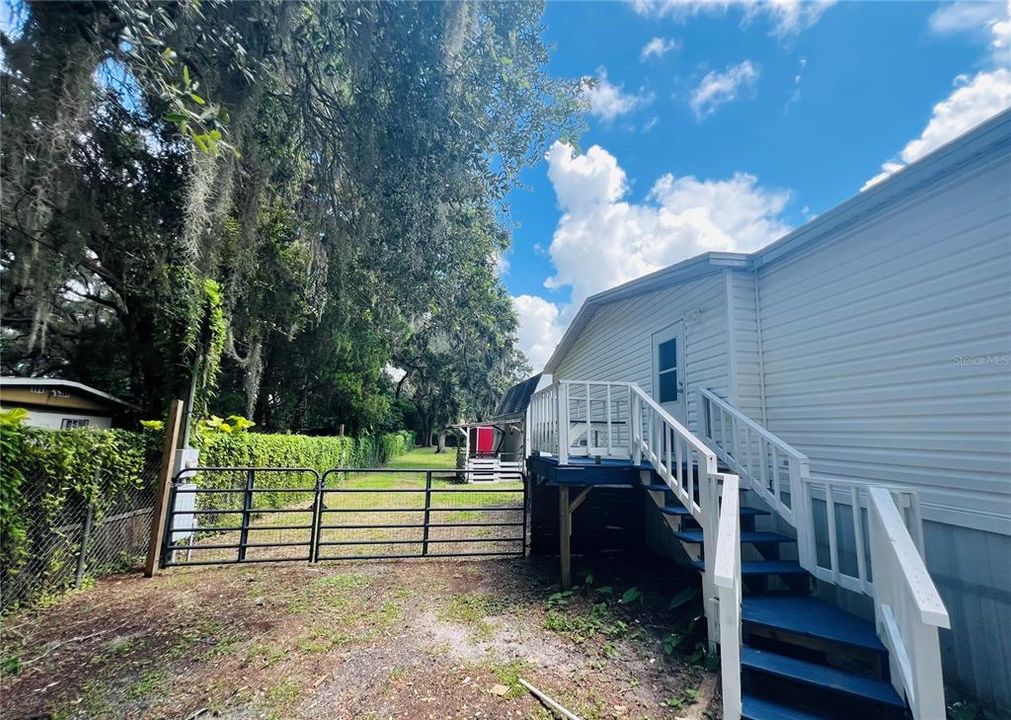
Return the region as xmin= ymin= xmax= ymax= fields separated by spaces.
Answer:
xmin=74 ymin=502 xmax=95 ymax=589
xmin=421 ymin=471 xmax=433 ymax=556
xmin=237 ymin=468 xmax=255 ymax=562
xmin=309 ymin=471 xmax=323 ymax=564
xmin=144 ymin=398 xmax=185 ymax=577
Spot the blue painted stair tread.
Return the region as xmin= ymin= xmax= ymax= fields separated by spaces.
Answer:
xmin=742 ymin=695 xmax=828 ymax=720
xmin=741 ymin=647 xmax=904 ymax=707
xmin=743 ymin=595 xmax=887 ymax=655
xmin=690 ymin=560 xmax=808 ymax=576
xmin=674 ymin=529 xmax=794 ymax=544
xmin=658 ymin=504 xmax=768 ymax=517
xmin=645 ymin=482 xmax=747 ymax=493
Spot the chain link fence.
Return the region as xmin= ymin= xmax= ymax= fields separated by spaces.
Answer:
xmin=1 ymin=460 xmax=159 ymax=615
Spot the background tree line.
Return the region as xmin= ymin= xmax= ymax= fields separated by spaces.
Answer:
xmin=1 ymin=0 xmax=582 ymax=443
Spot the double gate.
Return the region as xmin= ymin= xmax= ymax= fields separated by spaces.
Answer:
xmin=160 ymin=467 xmax=527 ymax=568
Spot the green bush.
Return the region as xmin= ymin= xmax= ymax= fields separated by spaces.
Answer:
xmin=188 ymin=429 xmax=414 ymax=522
xmin=0 ymin=414 xmax=161 ymax=612
xmin=0 ymin=417 xmax=414 ymax=604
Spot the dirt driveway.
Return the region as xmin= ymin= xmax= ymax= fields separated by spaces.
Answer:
xmin=1 ymin=556 xmax=720 ymax=720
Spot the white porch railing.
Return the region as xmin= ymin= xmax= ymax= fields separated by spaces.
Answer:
xmin=699 ymin=387 xmax=949 ymax=720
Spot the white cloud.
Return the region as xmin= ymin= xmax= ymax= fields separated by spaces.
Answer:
xmin=494 ymin=251 xmax=510 ymax=277
xmin=863 ymin=2 xmax=1011 ymax=190
xmin=929 ymin=1 xmax=1006 ymax=35
xmin=689 ymin=60 xmax=760 ymax=120
xmin=513 ymin=294 xmax=565 ymax=372
xmin=640 ymin=36 xmax=678 ymax=61
xmin=930 ymin=0 xmax=1011 ymax=65
xmin=583 ymin=68 xmax=653 ymax=122
xmin=631 ymin=0 xmax=835 ymax=37
xmin=513 ymin=143 xmax=793 ymax=369
xmin=543 ymin=141 xmax=791 ymax=309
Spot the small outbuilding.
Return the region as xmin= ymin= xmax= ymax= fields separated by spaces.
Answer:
xmin=0 ymin=377 xmax=138 ymax=429
xmin=454 ymin=373 xmax=544 ymax=481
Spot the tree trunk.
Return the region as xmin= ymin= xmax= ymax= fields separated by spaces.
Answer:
xmin=435 ymin=430 xmax=447 ymax=453
xmin=418 ymin=410 xmax=432 ymax=447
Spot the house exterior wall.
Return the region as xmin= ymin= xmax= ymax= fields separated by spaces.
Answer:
xmin=754 ymin=140 xmax=1011 ymax=715
xmin=755 ymin=146 xmax=1011 ymax=534
xmin=726 ymin=269 xmax=765 ymax=423
xmin=553 ymin=271 xmax=729 ymax=433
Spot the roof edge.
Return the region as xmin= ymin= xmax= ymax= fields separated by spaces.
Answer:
xmin=1 ymin=377 xmax=140 ymax=411
xmin=540 ymin=107 xmax=1011 ymax=376
xmin=543 ymin=253 xmax=742 ymax=373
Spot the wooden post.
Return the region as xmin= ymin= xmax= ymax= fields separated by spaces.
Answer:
xmin=559 ymin=486 xmax=571 ymax=590
xmin=144 ymin=399 xmax=185 ymax=577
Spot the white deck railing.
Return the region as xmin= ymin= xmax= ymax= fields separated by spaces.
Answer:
xmin=699 ymin=387 xmax=948 ymax=720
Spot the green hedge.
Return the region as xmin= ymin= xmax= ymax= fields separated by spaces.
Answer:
xmin=0 ymin=416 xmax=161 ymax=612
xmin=194 ymin=430 xmax=414 ymax=474
xmin=188 ymin=430 xmax=414 ymax=523
xmin=0 ymin=418 xmax=414 ymax=608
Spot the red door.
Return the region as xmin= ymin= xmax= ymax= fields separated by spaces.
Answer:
xmin=470 ymin=426 xmax=494 ymax=455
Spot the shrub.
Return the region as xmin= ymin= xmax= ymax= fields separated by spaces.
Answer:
xmin=0 ymin=416 xmax=414 ymax=604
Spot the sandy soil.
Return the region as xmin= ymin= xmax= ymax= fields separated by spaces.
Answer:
xmin=1 ymin=555 xmax=720 ymax=720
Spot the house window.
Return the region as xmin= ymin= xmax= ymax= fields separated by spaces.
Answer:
xmin=30 ymin=386 xmax=47 ymax=394
xmin=658 ymin=338 xmax=678 ymax=403
xmin=61 ymin=418 xmax=90 ymax=429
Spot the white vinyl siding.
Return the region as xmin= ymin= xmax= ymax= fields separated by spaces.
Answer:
xmin=756 ymin=148 xmax=1011 ymax=534
xmin=727 ymin=269 xmax=765 ymax=423
xmin=553 ymin=272 xmax=729 ymax=433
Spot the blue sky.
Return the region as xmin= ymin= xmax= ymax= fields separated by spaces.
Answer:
xmin=506 ymin=0 xmax=1011 ymax=370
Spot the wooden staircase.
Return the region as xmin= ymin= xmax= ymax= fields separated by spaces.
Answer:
xmin=645 ymin=476 xmax=910 ymax=720
xmin=526 ymin=378 xmax=949 ymax=720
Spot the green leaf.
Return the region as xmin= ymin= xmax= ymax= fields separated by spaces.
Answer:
xmin=668 ymin=586 xmax=700 ymax=612
xmin=189 ymin=92 xmax=206 ymax=105
xmin=619 ymin=587 xmax=641 ymax=604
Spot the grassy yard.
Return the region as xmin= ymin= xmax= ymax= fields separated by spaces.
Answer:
xmin=0 ymin=555 xmax=719 ymax=720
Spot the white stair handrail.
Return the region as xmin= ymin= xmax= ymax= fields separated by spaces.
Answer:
xmin=699 ymin=387 xmax=809 ymax=528
xmin=713 ymin=472 xmax=742 ymax=720
xmin=697 ymin=388 xmax=949 ymax=720
xmin=869 ymin=487 xmax=950 ymax=719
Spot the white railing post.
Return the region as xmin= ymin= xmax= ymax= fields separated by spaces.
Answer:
xmin=631 ymin=389 xmax=642 ymax=465
xmin=524 ymin=401 xmax=532 ymax=460
xmin=701 ymin=470 xmax=721 ymax=651
xmin=713 ymin=472 xmax=742 ymax=720
xmin=558 ymin=382 xmax=569 ymax=465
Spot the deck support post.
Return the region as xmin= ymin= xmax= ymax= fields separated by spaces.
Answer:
xmin=559 ymin=487 xmax=571 ymax=589
xmin=558 ymin=486 xmax=592 ymax=590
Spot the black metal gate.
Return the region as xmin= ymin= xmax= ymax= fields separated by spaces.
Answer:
xmin=160 ymin=467 xmax=526 ymax=568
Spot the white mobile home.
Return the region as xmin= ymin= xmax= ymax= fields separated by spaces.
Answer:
xmin=525 ymin=109 xmax=1010 ymax=720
